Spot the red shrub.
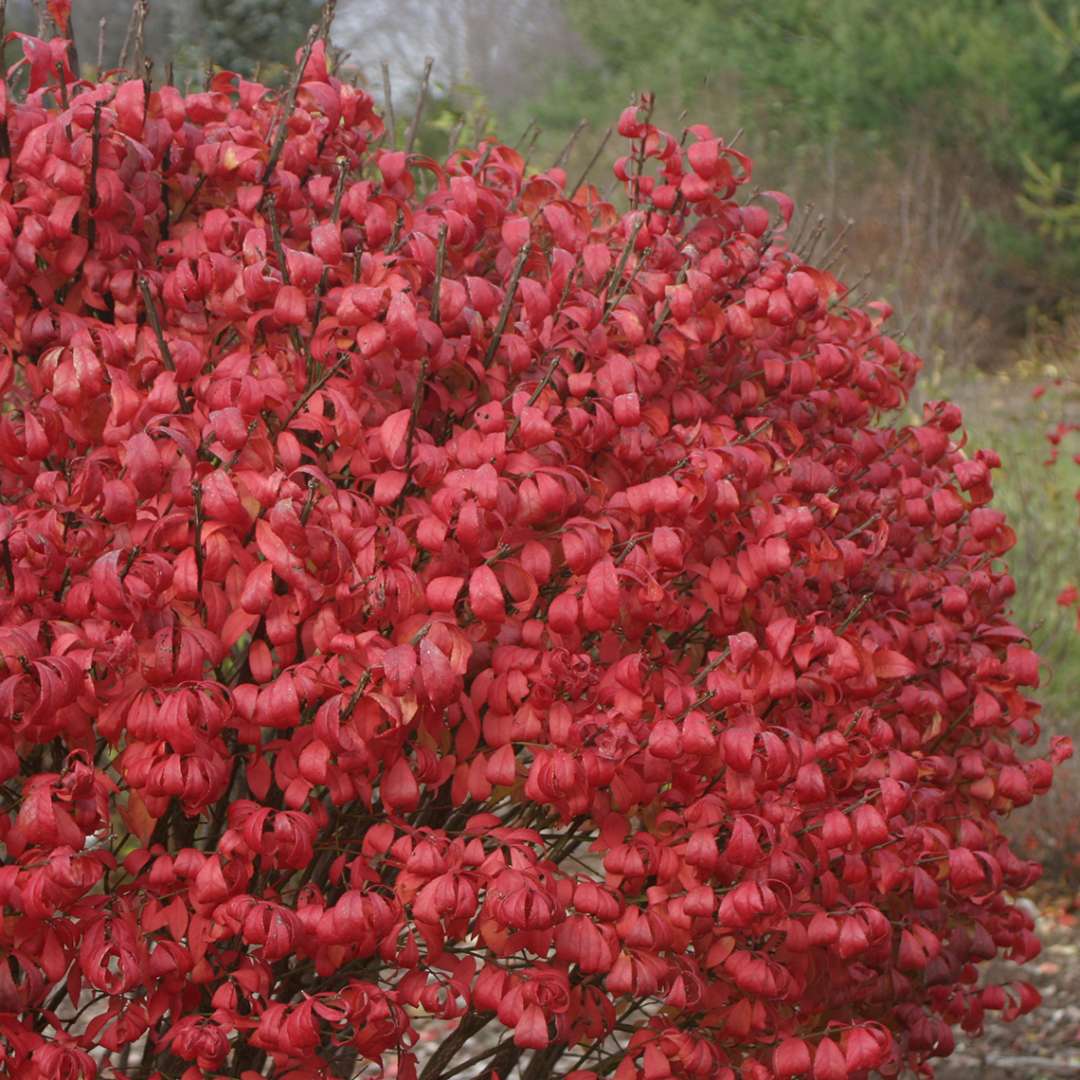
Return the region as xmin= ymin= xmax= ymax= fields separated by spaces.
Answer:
xmin=0 ymin=21 xmax=1071 ymax=1080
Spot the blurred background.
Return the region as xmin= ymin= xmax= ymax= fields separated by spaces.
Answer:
xmin=5 ymin=0 xmax=1080 ymax=1065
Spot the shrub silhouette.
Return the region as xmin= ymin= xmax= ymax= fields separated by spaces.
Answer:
xmin=0 ymin=20 xmax=1071 ymax=1080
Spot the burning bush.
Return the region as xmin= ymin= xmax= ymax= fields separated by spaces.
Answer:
xmin=0 ymin=12 xmax=1070 ymax=1080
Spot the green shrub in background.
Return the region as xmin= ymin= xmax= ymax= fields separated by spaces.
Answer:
xmin=523 ymin=0 xmax=1080 ymax=329
xmin=191 ymin=0 xmax=322 ymax=79
xmin=1019 ymin=2 xmax=1080 ymax=245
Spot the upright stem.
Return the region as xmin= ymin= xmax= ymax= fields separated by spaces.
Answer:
xmin=137 ymin=277 xmax=175 ymax=371
xmin=483 ymin=243 xmax=531 ymax=369
xmin=570 ymin=127 xmax=613 ymax=199
xmin=380 ymin=60 xmax=396 ymax=146
xmin=405 ymin=56 xmax=434 ymax=155
xmin=262 ymin=24 xmax=321 ymax=184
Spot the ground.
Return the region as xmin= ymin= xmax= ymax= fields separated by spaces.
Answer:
xmin=936 ymin=897 xmax=1080 ymax=1079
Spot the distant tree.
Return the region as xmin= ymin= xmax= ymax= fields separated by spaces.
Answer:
xmin=192 ymin=0 xmax=322 ymax=78
xmin=1019 ymin=1 xmax=1080 ymax=243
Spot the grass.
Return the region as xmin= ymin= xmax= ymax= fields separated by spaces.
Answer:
xmin=928 ymin=343 xmax=1080 ymax=894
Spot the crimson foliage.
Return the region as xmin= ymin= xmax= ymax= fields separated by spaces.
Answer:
xmin=0 ymin=23 xmax=1071 ymax=1080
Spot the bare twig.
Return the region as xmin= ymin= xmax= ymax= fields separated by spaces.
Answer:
xmin=629 ymin=94 xmax=655 ymax=209
xmin=402 ymin=357 xmax=429 ymax=492
xmin=692 ymin=646 xmax=731 ymax=688
xmin=819 ymin=216 xmax=855 ymax=270
xmin=602 ymin=214 xmax=645 ymax=313
xmin=0 ymin=0 xmax=7 ymax=162
xmin=132 ymin=0 xmax=148 ymax=74
xmin=192 ymin=479 xmax=206 ymax=615
xmin=96 ymin=17 xmax=107 ymax=72
xmin=553 ymin=118 xmax=588 ymax=171
xmin=405 ymin=55 xmax=434 ymax=155
xmin=569 ymin=126 xmax=612 ymax=199
xmin=87 ymin=102 xmax=103 ymax=250
xmin=283 ymin=353 xmax=349 ymax=426
xmin=117 ymin=0 xmax=137 ymax=70
xmin=137 ymin=277 xmax=175 ymax=372
xmin=262 ymin=24 xmax=321 ymax=183
xmin=447 ymin=116 xmax=465 ymax=157
xmin=520 ymin=125 xmax=542 ymax=172
xmin=483 ymin=242 xmax=531 ymax=368
xmin=262 ymin=194 xmax=316 ymax=380
xmin=380 ymin=61 xmax=396 ymax=146
xmin=55 ymin=63 xmax=68 ymax=109
xmin=514 ymin=119 xmax=537 ymax=151
xmin=429 ymin=222 xmax=448 ymax=326
xmin=506 ymin=355 xmax=562 ymax=443
xmin=319 ymin=0 xmax=336 ymax=42
xmin=471 ymin=107 xmax=489 ymax=147
xmin=262 ymin=197 xmax=291 ymax=286
xmin=311 ymin=159 xmax=349 ymax=327
xmin=175 ymin=175 xmax=207 ymax=224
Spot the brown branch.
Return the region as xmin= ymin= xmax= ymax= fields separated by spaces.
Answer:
xmin=117 ymin=0 xmax=137 ymax=70
xmin=283 ymin=352 xmax=349 ymax=427
xmin=0 ymin=1 xmax=8 ymax=160
xmin=137 ymin=276 xmax=175 ymax=371
xmin=402 ymin=357 xmax=429 ymax=484
xmin=262 ymin=24 xmax=321 ymax=184
xmin=192 ymin=479 xmax=206 ymax=617
xmin=483 ymin=242 xmax=531 ymax=368
xmin=380 ymin=60 xmax=396 ymax=146
xmin=553 ymin=118 xmax=588 ymax=170
xmin=263 ymin=193 xmax=317 ymax=380
xmin=429 ymin=221 xmax=448 ymax=325
xmin=506 ymin=355 xmax=561 ymax=443
xmin=602 ymin=214 xmax=645 ymax=315
xmin=569 ymin=126 xmax=612 ymax=199
xmin=405 ymin=55 xmax=434 ymax=155
xmin=447 ymin=115 xmax=465 ymax=157
xmin=132 ymin=0 xmax=148 ymax=74
xmin=319 ymin=0 xmax=337 ymax=42
xmin=311 ymin=158 xmax=349 ymax=328
xmin=418 ymin=1013 xmax=492 ymax=1080
xmin=520 ymin=124 xmax=542 ymax=172
xmin=692 ymin=645 xmax=731 ymax=688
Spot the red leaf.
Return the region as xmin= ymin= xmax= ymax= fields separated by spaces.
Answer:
xmin=468 ymin=564 xmax=505 ymax=622
xmin=48 ymin=0 xmax=72 ymax=32
xmin=381 ymin=758 xmax=420 ymax=813
xmin=419 ymin=637 xmax=457 ymax=706
xmin=872 ymin=649 xmax=916 ymax=680
xmin=774 ymin=1037 xmax=812 ymax=1079
xmin=426 ymin=576 xmax=464 ymax=612
xmin=115 ymin=79 xmax=146 ymax=136
xmin=379 ymin=409 xmax=413 ymax=466
xmin=765 ymin=616 xmax=797 ymax=660
xmin=586 ymin=556 xmax=620 ymax=621
xmin=813 ymin=1036 xmax=848 ymax=1080
xmin=274 ymin=284 xmax=307 ymax=326
xmin=501 ymin=216 xmax=530 ymax=254
xmin=1005 ymin=644 xmax=1040 ymax=687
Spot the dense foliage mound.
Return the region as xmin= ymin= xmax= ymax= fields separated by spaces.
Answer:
xmin=0 ymin=21 xmax=1071 ymax=1080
